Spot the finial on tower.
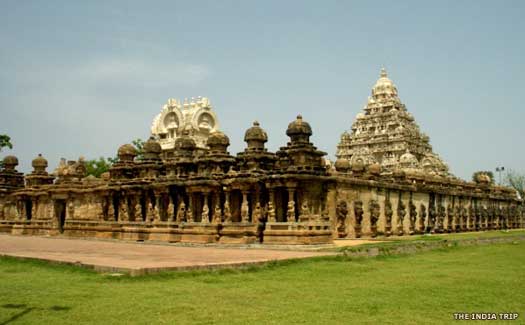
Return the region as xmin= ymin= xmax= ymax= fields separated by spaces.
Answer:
xmin=380 ymin=67 xmax=387 ymax=78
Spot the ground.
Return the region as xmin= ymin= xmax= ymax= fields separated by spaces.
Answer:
xmin=0 ymin=235 xmax=334 ymax=275
xmin=1 ymin=240 xmax=524 ymax=324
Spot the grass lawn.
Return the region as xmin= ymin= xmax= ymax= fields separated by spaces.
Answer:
xmin=400 ymin=229 xmax=525 ymax=241
xmin=1 ymin=242 xmax=524 ymax=324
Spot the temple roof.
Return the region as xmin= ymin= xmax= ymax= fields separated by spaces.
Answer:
xmin=150 ymin=96 xmax=220 ymax=151
xmin=336 ymin=68 xmax=453 ymax=178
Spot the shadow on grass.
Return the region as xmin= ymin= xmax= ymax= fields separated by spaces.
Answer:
xmin=1 ymin=303 xmax=71 ymax=324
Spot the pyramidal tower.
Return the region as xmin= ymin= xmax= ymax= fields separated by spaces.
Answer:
xmin=336 ymin=68 xmax=451 ymax=177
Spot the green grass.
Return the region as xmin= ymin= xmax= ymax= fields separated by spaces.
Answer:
xmin=330 ymin=229 xmax=525 ymax=254
xmin=1 ymin=242 xmax=524 ymax=324
xmin=403 ymin=229 xmax=525 ymax=241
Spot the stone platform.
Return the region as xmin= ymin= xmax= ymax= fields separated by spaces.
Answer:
xmin=0 ymin=234 xmax=335 ymax=276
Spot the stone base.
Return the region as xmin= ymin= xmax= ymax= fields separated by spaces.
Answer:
xmin=148 ymin=222 xmax=182 ymax=242
xmin=11 ymin=220 xmax=54 ymax=236
xmin=369 ymin=225 xmax=378 ymax=238
xmin=0 ymin=220 xmax=15 ymax=233
xmin=263 ymin=222 xmax=332 ymax=245
xmin=219 ymin=222 xmax=257 ymax=244
xmin=64 ymin=221 xmax=122 ymax=239
xmin=180 ymin=222 xmax=219 ymax=243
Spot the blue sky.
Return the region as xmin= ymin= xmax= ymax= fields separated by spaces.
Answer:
xmin=1 ymin=0 xmax=524 ymax=180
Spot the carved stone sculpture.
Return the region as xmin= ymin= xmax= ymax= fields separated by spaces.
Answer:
xmin=213 ymin=201 xmax=222 ymax=224
xmin=419 ymin=204 xmax=427 ymax=233
xmin=201 ymin=201 xmax=210 ymax=224
xmin=119 ymin=199 xmax=129 ymax=222
xmin=436 ymin=204 xmax=445 ymax=233
xmin=354 ymin=200 xmax=364 ymax=238
xmin=446 ymin=203 xmax=453 ymax=232
xmin=286 ymin=200 xmax=295 ymax=223
xmin=397 ymin=199 xmax=406 ymax=235
xmin=336 ymin=200 xmax=348 ymax=238
xmin=241 ymin=197 xmax=250 ymax=223
xmin=300 ymin=200 xmax=309 ymax=219
xmin=167 ymin=200 xmax=175 ymax=221
xmin=267 ymin=201 xmax=276 ymax=223
xmin=134 ymin=200 xmax=142 ymax=222
xmin=176 ymin=202 xmax=186 ymax=222
xmin=369 ymin=200 xmax=380 ymax=237
xmin=408 ymin=199 xmax=417 ymax=235
xmin=385 ymin=199 xmax=393 ymax=236
xmin=253 ymin=203 xmax=263 ymax=223
xmin=223 ymin=200 xmax=232 ymax=223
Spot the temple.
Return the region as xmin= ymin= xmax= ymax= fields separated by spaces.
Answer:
xmin=337 ymin=68 xmax=450 ymax=177
xmin=0 ymin=70 xmax=523 ymax=244
xmin=151 ymin=97 xmax=219 ymax=157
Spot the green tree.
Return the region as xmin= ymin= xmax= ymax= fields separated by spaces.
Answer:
xmin=0 ymin=134 xmax=13 ymax=169
xmin=85 ymin=157 xmax=114 ymax=177
xmin=505 ymin=169 xmax=525 ymax=199
xmin=132 ymin=138 xmax=145 ymax=160
xmin=472 ymin=171 xmax=495 ymax=184
xmin=85 ymin=137 xmax=145 ymax=177
xmin=0 ymin=134 xmax=12 ymax=152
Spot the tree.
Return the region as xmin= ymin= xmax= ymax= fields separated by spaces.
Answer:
xmin=132 ymin=138 xmax=145 ymax=160
xmin=505 ymin=169 xmax=525 ymax=199
xmin=85 ymin=138 xmax=145 ymax=177
xmin=0 ymin=134 xmax=13 ymax=169
xmin=472 ymin=171 xmax=495 ymax=184
xmin=0 ymin=134 xmax=12 ymax=152
xmin=85 ymin=157 xmax=114 ymax=178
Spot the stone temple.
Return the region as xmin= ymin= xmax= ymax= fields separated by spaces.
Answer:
xmin=0 ymin=69 xmax=523 ymax=244
xmin=151 ymin=96 xmax=219 ymax=157
xmin=337 ymin=68 xmax=450 ymax=177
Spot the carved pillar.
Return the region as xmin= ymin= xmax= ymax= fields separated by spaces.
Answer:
xmin=446 ymin=201 xmax=453 ymax=233
xmin=397 ymin=193 xmax=406 ymax=236
xmin=176 ymin=199 xmax=185 ymax=222
xmin=418 ymin=204 xmax=426 ymax=234
xmin=468 ymin=201 xmax=475 ymax=231
xmin=201 ymin=192 xmax=210 ymax=224
xmin=90 ymin=194 xmax=102 ymax=221
xmin=267 ymin=189 xmax=276 ymax=223
xmin=154 ymin=194 xmax=161 ymax=222
xmin=435 ymin=202 xmax=445 ymax=233
xmin=495 ymin=205 xmax=502 ymax=230
xmin=384 ymin=198 xmax=393 ymax=236
xmin=224 ymin=190 xmax=232 ymax=223
xmin=187 ymin=193 xmax=194 ymax=222
xmin=119 ymin=196 xmax=129 ymax=222
xmin=31 ymin=197 xmax=38 ymax=221
xmin=136 ymin=195 xmax=143 ymax=222
xmin=67 ymin=200 xmax=74 ymax=222
xmin=146 ymin=195 xmax=159 ymax=223
xmin=427 ymin=200 xmax=436 ymax=233
xmin=369 ymin=200 xmax=380 ymax=237
xmin=241 ymin=191 xmax=250 ymax=223
xmin=213 ymin=192 xmax=222 ymax=224
xmin=354 ymin=201 xmax=363 ymax=238
xmin=16 ymin=200 xmax=24 ymax=221
xmin=167 ymin=195 xmax=175 ymax=222
xmin=254 ymin=187 xmax=260 ymax=219
xmin=408 ymin=197 xmax=417 ymax=235
xmin=286 ymin=188 xmax=296 ymax=223
xmin=336 ymin=201 xmax=348 ymax=238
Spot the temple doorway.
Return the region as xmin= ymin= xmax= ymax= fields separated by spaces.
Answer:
xmin=55 ymin=200 xmax=66 ymax=233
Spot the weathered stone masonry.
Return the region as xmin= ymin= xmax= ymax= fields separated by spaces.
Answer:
xmin=0 ymin=71 xmax=522 ymax=244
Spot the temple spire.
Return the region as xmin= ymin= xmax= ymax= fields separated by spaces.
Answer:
xmin=380 ymin=67 xmax=387 ymax=78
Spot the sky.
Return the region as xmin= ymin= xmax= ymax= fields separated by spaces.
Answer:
xmin=1 ymin=0 xmax=524 ymax=181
